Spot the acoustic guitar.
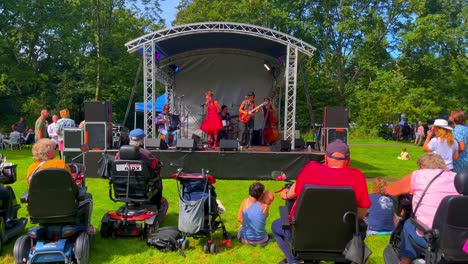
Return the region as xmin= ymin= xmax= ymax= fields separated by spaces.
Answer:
xmin=239 ymin=101 xmax=268 ymax=123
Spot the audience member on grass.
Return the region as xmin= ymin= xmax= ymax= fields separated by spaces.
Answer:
xmin=47 ymin=114 xmax=59 ymax=144
xmin=414 ymin=121 xmax=425 ymax=145
xmin=9 ymin=128 xmax=21 ymax=144
xmin=34 ymin=109 xmax=49 ymax=141
xmin=450 ymin=109 xmax=468 ymax=172
xmin=23 ymin=128 xmax=35 ymax=145
xmin=271 ymin=139 xmax=370 ymax=264
xmin=423 ymin=119 xmax=458 ymax=170
xmin=380 ymin=153 xmax=459 ymax=264
xmin=26 ymin=138 xmax=96 ymax=233
xmin=237 ymin=182 xmax=274 ymax=246
xmin=11 ymin=117 xmax=27 ymax=135
xmin=56 ymin=109 xmax=76 ymax=156
xmin=115 ymin=129 xmax=163 ymax=209
xmin=367 ymin=178 xmax=395 ymax=233
xmin=397 ymin=147 xmax=411 ymax=160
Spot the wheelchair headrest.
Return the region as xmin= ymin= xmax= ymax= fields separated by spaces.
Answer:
xmin=119 ymin=145 xmax=140 ymax=160
xmin=455 ymin=168 xmax=468 ymax=195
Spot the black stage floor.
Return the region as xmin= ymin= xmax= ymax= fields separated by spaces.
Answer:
xmin=83 ymin=146 xmax=324 ymax=180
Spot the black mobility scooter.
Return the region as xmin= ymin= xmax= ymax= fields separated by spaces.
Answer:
xmin=384 ymin=168 xmax=468 ymax=264
xmin=0 ymin=155 xmax=27 ymax=253
xmin=14 ymin=168 xmax=92 ymax=264
xmin=101 ymin=145 xmax=168 ymax=238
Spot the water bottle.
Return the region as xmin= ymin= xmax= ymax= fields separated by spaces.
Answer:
xmin=307 ymin=144 xmax=312 ymax=152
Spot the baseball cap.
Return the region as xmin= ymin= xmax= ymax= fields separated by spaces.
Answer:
xmin=326 ymin=139 xmax=350 ymax=160
xmin=129 ymin=128 xmax=146 ymax=141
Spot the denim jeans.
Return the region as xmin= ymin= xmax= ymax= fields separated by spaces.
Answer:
xmin=399 ymin=219 xmax=427 ymax=260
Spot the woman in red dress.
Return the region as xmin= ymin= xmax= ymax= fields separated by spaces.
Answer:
xmin=200 ymin=90 xmax=223 ymax=148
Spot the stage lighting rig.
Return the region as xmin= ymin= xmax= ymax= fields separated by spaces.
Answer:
xmin=168 ymin=64 xmax=180 ymax=74
xmin=263 ymin=62 xmax=272 ymax=71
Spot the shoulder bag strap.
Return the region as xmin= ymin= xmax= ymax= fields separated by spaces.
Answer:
xmin=413 ymin=169 xmax=445 ymax=216
xmin=28 ymin=161 xmax=47 ymax=184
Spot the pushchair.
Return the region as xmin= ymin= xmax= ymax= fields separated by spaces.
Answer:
xmin=173 ymin=168 xmax=231 ymax=254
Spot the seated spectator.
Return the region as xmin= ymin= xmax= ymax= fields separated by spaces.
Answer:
xmin=381 ymin=153 xmax=459 ymax=264
xmin=397 ymin=147 xmax=411 ymax=160
xmin=271 ymin=139 xmax=370 ymax=264
xmin=26 ymin=139 xmax=96 ymax=233
xmin=11 ymin=117 xmax=27 ymax=135
xmin=367 ymin=178 xmax=395 ymax=233
xmin=237 ymin=182 xmax=274 ymax=246
xmin=23 ymin=128 xmax=35 ymax=145
xmin=9 ymin=128 xmax=21 ymax=145
xmin=115 ymin=129 xmax=163 ymax=208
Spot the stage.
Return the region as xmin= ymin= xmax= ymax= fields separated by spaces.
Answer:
xmin=83 ymin=146 xmax=324 ymax=180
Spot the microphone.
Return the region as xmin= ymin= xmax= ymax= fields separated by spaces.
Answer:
xmin=200 ymin=103 xmax=205 ymax=107
xmin=181 ymin=94 xmax=184 ymax=98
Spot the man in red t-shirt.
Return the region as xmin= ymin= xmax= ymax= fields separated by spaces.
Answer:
xmin=271 ymin=139 xmax=371 ymax=264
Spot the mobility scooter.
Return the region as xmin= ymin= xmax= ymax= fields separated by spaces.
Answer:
xmin=0 ymin=154 xmax=27 ymax=253
xmin=101 ymin=145 xmax=168 ymax=238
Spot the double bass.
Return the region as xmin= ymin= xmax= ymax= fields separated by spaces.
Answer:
xmin=262 ymin=98 xmax=279 ymax=144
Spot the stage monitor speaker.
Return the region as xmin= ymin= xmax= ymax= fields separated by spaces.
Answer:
xmin=252 ymin=130 xmax=263 ymax=146
xmin=63 ymin=128 xmax=83 ymax=150
xmin=176 ymin=138 xmax=196 ymax=151
xmin=324 ymin=106 xmax=348 ymax=128
xmin=85 ymin=101 xmax=112 ymax=122
xmin=294 ymin=138 xmax=305 ymax=149
xmin=63 ymin=151 xmax=84 ymax=164
xmin=220 ymin=139 xmax=238 ymax=151
xmin=84 ymin=122 xmax=111 ymax=150
xmin=145 ymin=138 xmax=168 ymax=150
xmin=271 ymin=140 xmax=291 ymax=152
xmin=326 ymin=128 xmax=349 ymax=147
xmin=191 ymin=134 xmax=202 ymax=149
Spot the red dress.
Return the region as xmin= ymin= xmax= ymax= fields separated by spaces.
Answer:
xmin=200 ymin=100 xmax=223 ymax=133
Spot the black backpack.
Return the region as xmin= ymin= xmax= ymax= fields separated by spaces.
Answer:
xmin=147 ymin=226 xmax=182 ymax=252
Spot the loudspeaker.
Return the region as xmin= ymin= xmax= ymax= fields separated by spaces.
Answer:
xmin=220 ymin=139 xmax=238 ymax=151
xmin=294 ymin=138 xmax=305 ymax=149
xmin=325 ymin=128 xmax=348 ymax=147
xmin=252 ymin=130 xmax=263 ymax=145
xmin=63 ymin=128 xmax=83 ymax=150
xmin=324 ymin=106 xmax=348 ymax=128
xmin=271 ymin=140 xmax=291 ymax=152
xmin=63 ymin=151 xmax=84 ymax=164
xmin=84 ymin=122 xmax=111 ymax=150
xmin=176 ymin=138 xmax=196 ymax=150
xmin=191 ymin=134 xmax=202 ymax=149
xmin=85 ymin=101 xmax=112 ymax=122
xmin=145 ymin=138 xmax=168 ymax=150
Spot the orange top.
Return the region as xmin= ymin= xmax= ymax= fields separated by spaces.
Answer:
xmin=237 ymin=197 xmax=270 ymax=223
xmin=385 ymin=173 xmax=413 ymax=196
xmin=26 ymin=160 xmax=71 ymax=187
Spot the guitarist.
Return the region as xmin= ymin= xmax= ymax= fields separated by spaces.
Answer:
xmin=239 ymin=91 xmax=258 ymax=148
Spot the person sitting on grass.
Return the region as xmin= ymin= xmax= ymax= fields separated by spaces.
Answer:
xmin=237 ymin=182 xmax=274 ymax=246
xmin=26 ymin=138 xmax=96 ymax=234
xmin=366 ymin=177 xmax=395 ymax=233
xmin=397 ymin=147 xmax=411 ymax=160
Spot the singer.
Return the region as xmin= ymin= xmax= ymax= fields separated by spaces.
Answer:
xmin=238 ymin=91 xmax=258 ymax=148
xmin=200 ymin=90 xmax=223 ymax=148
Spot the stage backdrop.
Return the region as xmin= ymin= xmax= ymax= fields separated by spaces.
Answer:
xmin=169 ymin=50 xmax=276 ymax=137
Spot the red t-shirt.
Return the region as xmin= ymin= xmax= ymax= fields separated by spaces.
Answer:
xmin=290 ymin=161 xmax=371 ymax=218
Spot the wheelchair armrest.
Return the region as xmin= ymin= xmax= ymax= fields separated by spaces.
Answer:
xmin=411 ymin=217 xmax=437 ymax=242
xmin=20 ymin=191 xmax=29 ymax=203
xmin=280 ymin=206 xmax=291 ymax=229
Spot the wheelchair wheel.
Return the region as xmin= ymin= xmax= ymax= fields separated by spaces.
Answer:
xmin=146 ymin=221 xmax=159 ymax=238
xmin=203 ymin=243 xmax=209 ymax=254
xmin=100 ymin=222 xmax=110 ymax=238
xmin=13 ymin=235 xmax=31 ymax=264
xmin=181 ymin=239 xmax=189 ymax=250
xmin=74 ymin=232 xmax=90 ymax=264
xmin=209 ymin=242 xmax=217 ymax=254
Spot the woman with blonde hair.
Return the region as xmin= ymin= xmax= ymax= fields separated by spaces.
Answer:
xmin=423 ymin=119 xmax=458 ymax=170
xmin=199 ymin=90 xmax=223 ymax=148
xmin=381 ymin=153 xmax=459 ymax=264
xmin=55 ymin=109 xmax=76 ymax=158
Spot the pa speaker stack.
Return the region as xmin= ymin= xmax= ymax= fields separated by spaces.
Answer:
xmin=63 ymin=128 xmax=84 ymax=163
xmin=84 ymin=101 xmax=113 ymax=150
xmin=323 ymin=106 xmax=349 ymax=150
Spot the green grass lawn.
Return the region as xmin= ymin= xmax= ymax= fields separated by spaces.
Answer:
xmin=0 ymin=140 xmax=425 ymax=264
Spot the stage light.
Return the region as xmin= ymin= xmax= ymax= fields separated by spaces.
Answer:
xmin=169 ymin=64 xmax=180 ymax=73
xmin=263 ymin=63 xmax=271 ymax=71
xmin=155 ymin=53 xmax=161 ymax=60
xmin=277 ymin=56 xmax=284 ymax=63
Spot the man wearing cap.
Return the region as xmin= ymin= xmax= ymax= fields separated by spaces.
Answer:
xmin=238 ymin=91 xmax=258 ymax=147
xmin=271 ymin=139 xmax=370 ymax=264
xmin=115 ymin=128 xmax=163 ymax=207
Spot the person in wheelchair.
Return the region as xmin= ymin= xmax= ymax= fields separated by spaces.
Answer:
xmin=380 ymin=153 xmax=459 ymax=264
xmin=26 ymin=139 xmax=95 ymax=233
xmin=115 ymin=128 xmax=163 ymax=208
xmin=272 ymin=139 xmax=371 ymax=264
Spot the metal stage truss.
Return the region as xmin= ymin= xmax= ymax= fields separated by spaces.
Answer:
xmin=125 ymin=22 xmax=316 ymax=149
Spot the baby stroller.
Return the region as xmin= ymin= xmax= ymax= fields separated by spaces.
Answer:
xmin=173 ymin=168 xmax=231 ymax=254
